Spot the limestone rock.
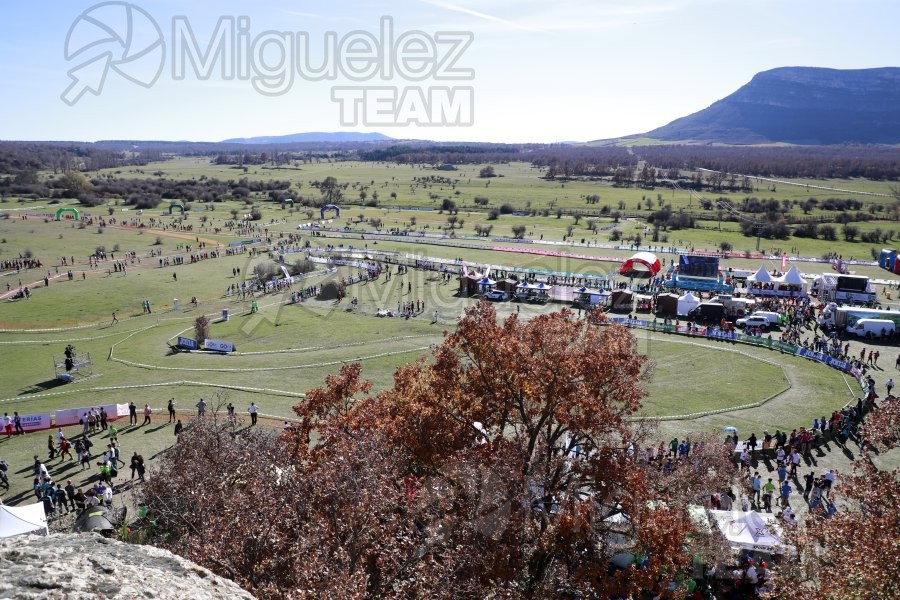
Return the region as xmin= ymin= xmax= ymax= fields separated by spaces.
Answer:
xmin=0 ymin=534 xmax=256 ymax=600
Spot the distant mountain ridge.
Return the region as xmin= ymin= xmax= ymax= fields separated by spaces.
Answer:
xmin=221 ymin=132 xmax=393 ymax=144
xmin=638 ymin=67 xmax=900 ymax=144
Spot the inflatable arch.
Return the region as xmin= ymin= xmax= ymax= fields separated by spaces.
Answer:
xmin=55 ymin=207 xmax=80 ymax=221
xmin=320 ymin=204 xmax=340 ymax=219
xmin=281 ymin=198 xmax=295 ymax=208
xmin=619 ymin=251 xmax=661 ymax=277
xmin=169 ymin=202 xmax=185 ymax=214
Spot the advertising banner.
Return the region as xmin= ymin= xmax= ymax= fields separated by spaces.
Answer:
xmin=55 ymin=404 xmax=127 ymax=426
xmin=204 ymin=339 xmax=235 ymax=353
xmin=176 ymin=336 xmax=199 ymax=350
xmin=18 ymin=413 xmax=52 ymax=431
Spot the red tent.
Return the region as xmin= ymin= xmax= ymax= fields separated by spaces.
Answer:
xmin=619 ymin=252 xmax=661 ymax=278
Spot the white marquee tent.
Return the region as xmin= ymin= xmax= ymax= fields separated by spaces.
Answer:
xmin=748 ymin=265 xmax=773 ymax=284
xmin=708 ymin=509 xmax=788 ymax=554
xmin=676 ymin=292 xmax=701 ymax=316
xmin=777 ymin=266 xmax=807 ymax=291
xmin=0 ymin=502 xmax=49 ymax=538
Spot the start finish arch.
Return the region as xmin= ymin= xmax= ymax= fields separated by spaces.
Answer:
xmin=169 ymin=202 xmax=185 ymax=214
xmin=55 ymin=207 xmax=80 ymax=221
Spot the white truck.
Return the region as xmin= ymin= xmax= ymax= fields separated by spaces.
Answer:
xmin=710 ymin=294 xmax=756 ymax=317
xmin=847 ymin=319 xmax=896 ymax=340
xmin=818 ymin=303 xmax=900 ymax=331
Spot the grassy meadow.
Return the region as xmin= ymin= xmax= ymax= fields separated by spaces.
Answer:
xmin=0 ymin=156 xmax=896 ymax=503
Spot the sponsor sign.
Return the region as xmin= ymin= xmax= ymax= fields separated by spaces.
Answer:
xmin=18 ymin=413 xmax=52 ymax=431
xmin=55 ymin=404 xmax=126 ymax=426
xmin=706 ymin=329 xmax=737 ymax=340
xmin=204 ymin=339 xmax=235 ymax=353
xmin=177 ymin=336 xmax=199 ymax=350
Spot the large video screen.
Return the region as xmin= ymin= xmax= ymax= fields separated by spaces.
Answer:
xmin=836 ymin=276 xmax=868 ymax=293
xmin=679 ymin=255 xmax=719 ymax=278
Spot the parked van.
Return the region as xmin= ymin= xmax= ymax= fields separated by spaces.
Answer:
xmin=749 ymin=311 xmax=781 ymax=326
xmin=848 ymin=318 xmax=896 ymax=339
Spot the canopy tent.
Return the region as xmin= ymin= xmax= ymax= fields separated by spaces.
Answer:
xmin=750 ymin=264 xmax=808 ymax=297
xmin=458 ymin=274 xmax=476 ymax=295
xmin=476 ymin=277 xmax=496 ymax=287
xmin=748 ymin=264 xmax=773 ymax=283
xmin=72 ymin=506 xmax=116 ymax=535
xmin=619 ymin=252 xmax=662 ymax=278
xmin=708 ymin=509 xmax=788 ymax=554
xmin=634 ymin=293 xmax=653 ymax=311
xmin=0 ymin=502 xmax=49 ymax=538
xmin=676 ymin=292 xmax=701 ymax=316
xmin=574 ymin=286 xmax=600 ymax=295
xmin=496 ymin=278 xmax=519 ymax=293
xmin=655 ymin=292 xmax=680 ymax=315
xmin=609 ymin=289 xmax=634 ymax=311
xmin=778 ymin=266 xmax=805 ymax=286
xmin=574 ymin=287 xmax=609 ymax=308
xmin=516 ymin=281 xmax=552 ymax=303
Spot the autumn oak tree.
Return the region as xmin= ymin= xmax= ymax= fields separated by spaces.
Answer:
xmin=141 ymin=303 xmax=730 ymax=598
xmin=764 ymin=459 xmax=900 ymax=600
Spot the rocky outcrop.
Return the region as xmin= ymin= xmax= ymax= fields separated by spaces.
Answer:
xmin=0 ymin=534 xmax=256 ymax=600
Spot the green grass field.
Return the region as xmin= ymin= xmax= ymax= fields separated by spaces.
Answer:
xmin=6 ymin=155 xmax=898 ymax=263
xmin=1 ymin=158 xmax=896 ymax=506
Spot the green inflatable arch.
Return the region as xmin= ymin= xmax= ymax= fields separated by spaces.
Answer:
xmin=55 ymin=207 xmax=80 ymax=221
xmin=281 ymin=198 xmax=294 ymax=208
xmin=169 ymin=202 xmax=185 ymax=214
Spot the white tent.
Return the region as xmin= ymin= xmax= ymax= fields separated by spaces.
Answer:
xmin=676 ymin=292 xmax=701 ymax=316
xmin=709 ymin=509 xmax=787 ymax=554
xmin=749 ymin=265 xmax=773 ymax=283
xmin=778 ymin=266 xmax=805 ymax=286
xmin=0 ymin=502 xmax=49 ymax=538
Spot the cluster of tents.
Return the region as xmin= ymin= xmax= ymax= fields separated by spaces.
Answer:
xmin=747 ymin=265 xmax=808 ymax=295
xmin=654 ymin=291 xmax=702 ymax=317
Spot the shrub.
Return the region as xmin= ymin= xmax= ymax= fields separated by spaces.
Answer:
xmin=194 ymin=315 xmax=209 ymax=342
xmin=499 ymin=203 xmax=514 ymax=214
xmin=842 ymin=224 xmax=859 ymax=242
xmin=291 ymin=258 xmax=316 ymax=275
xmin=317 ymin=281 xmax=346 ymax=300
xmin=793 ymin=223 xmax=819 ymax=239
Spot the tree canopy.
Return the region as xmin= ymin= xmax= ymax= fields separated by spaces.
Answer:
xmin=141 ymin=303 xmax=738 ymax=598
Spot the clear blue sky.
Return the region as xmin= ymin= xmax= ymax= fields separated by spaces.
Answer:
xmin=0 ymin=0 xmax=896 ymax=143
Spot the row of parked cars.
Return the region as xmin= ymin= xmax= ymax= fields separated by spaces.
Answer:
xmin=733 ymin=311 xmax=896 ymax=339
